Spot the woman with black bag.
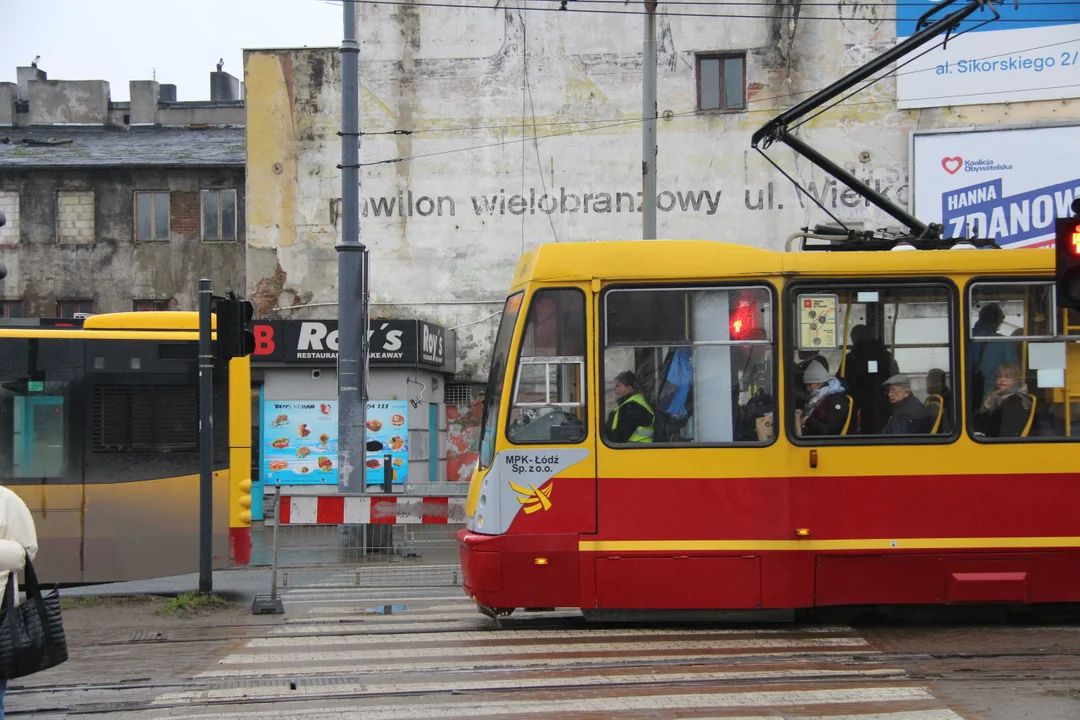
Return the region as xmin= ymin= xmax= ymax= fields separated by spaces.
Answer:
xmin=0 ymin=485 xmax=39 ymax=718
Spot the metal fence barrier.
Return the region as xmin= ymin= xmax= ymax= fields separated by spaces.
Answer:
xmin=252 ymin=484 xmax=469 ymax=614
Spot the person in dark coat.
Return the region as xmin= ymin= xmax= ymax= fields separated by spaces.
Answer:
xmin=974 ymin=362 xmax=1032 ymax=438
xmin=925 ymin=368 xmax=952 ymax=433
xmin=838 ymin=324 xmax=898 ymax=434
xmin=796 ymin=362 xmax=851 ymax=437
xmin=882 ymin=374 xmax=932 ymax=434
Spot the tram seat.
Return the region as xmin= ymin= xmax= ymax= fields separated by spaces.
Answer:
xmin=925 ymin=394 xmax=944 ymax=434
xmin=1021 ymin=393 xmax=1038 ymax=438
xmin=841 ymin=395 xmax=854 ymax=435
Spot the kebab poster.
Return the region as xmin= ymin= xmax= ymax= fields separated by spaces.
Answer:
xmin=263 ymin=401 xmax=338 ymax=485
xmin=364 ymin=400 xmax=409 ymax=486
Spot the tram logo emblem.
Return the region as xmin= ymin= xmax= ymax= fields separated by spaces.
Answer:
xmin=511 ymin=480 xmax=554 ymax=514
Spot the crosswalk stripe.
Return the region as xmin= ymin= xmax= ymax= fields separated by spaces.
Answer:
xmin=251 ymin=627 xmax=863 ymax=647
xmin=152 ymin=686 xmax=943 ymax=719
xmin=153 ymin=667 xmax=906 ymax=705
xmin=198 ymin=649 xmax=882 ymax=678
xmin=223 ymin=636 xmax=870 ymax=663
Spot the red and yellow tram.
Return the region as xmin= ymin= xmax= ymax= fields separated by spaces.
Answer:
xmin=459 ymin=240 xmax=1080 ymax=618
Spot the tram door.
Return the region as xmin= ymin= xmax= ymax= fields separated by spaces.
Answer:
xmin=12 ymin=396 xmax=65 ymax=478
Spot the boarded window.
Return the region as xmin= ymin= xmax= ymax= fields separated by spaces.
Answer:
xmin=92 ymin=385 xmax=197 ymax=452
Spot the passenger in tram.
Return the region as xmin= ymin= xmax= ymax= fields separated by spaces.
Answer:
xmin=604 ymin=370 xmax=655 ymax=443
xmin=882 ymin=373 xmax=932 ymax=434
xmin=837 ymin=324 xmax=897 ymax=434
xmin=970 ymin=303 xmax=1020 ymax=407
xmin=795 ymin=362 xmax=850 ymax=436
xmin=973 ymin=362 xmax=1032 ymax=438
xmin=925 ymin=368 xmax=952 ymax=433
xmin=792 ymin=351 xmax=829 ymax=411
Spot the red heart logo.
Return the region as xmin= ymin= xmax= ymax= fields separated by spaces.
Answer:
xmin=941 ymin=156 xmax=962 ymax=175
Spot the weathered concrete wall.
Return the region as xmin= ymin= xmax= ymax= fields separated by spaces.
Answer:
xmin=0 ymin=168 xmax=246 ymax=316
xmin=244 ymin=4 xmax=1080 ymax=381
xmin=28 ymin=80 xmax=111 ymax=125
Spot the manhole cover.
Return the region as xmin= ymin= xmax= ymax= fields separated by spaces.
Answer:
xmin=129 ymin=630 xmax=168 ymax=643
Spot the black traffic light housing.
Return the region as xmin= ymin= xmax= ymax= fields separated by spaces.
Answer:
xmin=214 ymin=290 xmax=255 ymax=360
xmin=1056 ymin=199 xmax=1080 ymax=311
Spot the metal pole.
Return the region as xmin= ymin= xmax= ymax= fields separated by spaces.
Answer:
xmin=198 ymin=278 xmax=213 ymax=594
xmin=337 ymin=0 xmax=368 ymax=493
xmin=269 ymin=492 xmax=281 ymax=601
xmin=642 ymin=0 xmax=658 ymax=240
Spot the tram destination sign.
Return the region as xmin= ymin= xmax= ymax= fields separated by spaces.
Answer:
xmin=251 ymin=319 xmax=447 ymax=366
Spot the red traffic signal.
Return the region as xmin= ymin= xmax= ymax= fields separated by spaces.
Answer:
xmin=1056 ymin=216 xmax=1080 ymax=310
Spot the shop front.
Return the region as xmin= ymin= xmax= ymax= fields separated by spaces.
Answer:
xmin=249 ymin=318 xmax=456 ymax=518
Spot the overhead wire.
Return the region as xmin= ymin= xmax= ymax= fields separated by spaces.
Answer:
xmin=356 ymin=36 xmax=1080 ymax=138
xmin=320 ymin=0 xmax=1080 ymax=23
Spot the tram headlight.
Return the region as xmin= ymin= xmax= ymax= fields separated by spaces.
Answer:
xmin=476 ymin=514 xmax=484 ymax=529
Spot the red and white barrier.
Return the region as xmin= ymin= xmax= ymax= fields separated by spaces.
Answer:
xmin=278 ymin=495 xmax=467 ymax=525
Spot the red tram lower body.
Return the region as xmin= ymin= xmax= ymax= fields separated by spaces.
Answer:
xmin=459 ymin=531 xmax=1080 ymax=613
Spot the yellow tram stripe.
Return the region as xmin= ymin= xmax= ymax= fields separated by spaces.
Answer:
xmin=579 ymin=536 xmax=1080 ymax=552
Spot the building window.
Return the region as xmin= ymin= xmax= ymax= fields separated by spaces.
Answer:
xmin=0 ymin=191 xmax=18 ymax=244
xmin=57 ymin=190 xmax=95 ymax=244
xmin=201 ymin=189 xmax=237 ymax=241
xmin=697 ymin=53 xmax=746 ymax=111
xmin=0 ymin=301 xmax=23 ymax=319
xmin=135 ymin=191 xmax=170 ymax=242
xmin=57 ymin=300 xmax=94 ymax=318
xmin=134 ymin=300 xmax=171 ymax=312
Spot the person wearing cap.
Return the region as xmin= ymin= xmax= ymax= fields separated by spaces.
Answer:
xmin=796 ymin=362 xmax=850 ymax=436
xmin=604 ymin=370 xmax=655 ymax=443
xmin=882 ymin=373 xmax=932 ymax=434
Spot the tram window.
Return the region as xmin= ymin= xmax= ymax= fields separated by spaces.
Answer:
xmin=967 ymin=281 xmax=1079 ymax=441
xmin=506 ymin=288 xmax=587 ymax=445
xmin=602 ymin=286 xmax=774 ymax=446
xmin=789 ymin=284 xmax=954 ymax=439
xmin=479 ymin=293 xmax=523 ymax=468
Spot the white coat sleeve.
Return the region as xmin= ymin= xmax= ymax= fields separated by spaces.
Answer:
xmin=0 ymin=486 xmax=37 ymax=563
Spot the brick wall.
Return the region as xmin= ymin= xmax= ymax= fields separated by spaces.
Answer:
xmin=57 ymin=191 xmax=95 ymax=244
xmin=0 ymin=191 xmax=18 ymax=244
xmin=170 ymin=191 xmax=200 ymax=237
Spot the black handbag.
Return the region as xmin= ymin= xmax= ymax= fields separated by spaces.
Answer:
xmin=0 ymin=555 xmax=68 ymax=679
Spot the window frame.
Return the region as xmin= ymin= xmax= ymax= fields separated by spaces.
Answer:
xmin=0 ymin=301 xmax=23 ymax=319
xmin=57 ymin=299 xmax=94 ymax=318
xmin=134 ymin=191 xmax=170 ymax=242
xmin=965 ymin=275 xmax=1078 ymax=445
xmin=504 ymin=287 xmax=589 ymax=447
xmin=696 ymin=52 xmax=747 ymax=112
xmin=201 ymin=188 xmax=238 ymax=242
xmin=133 ymin=299 xmax=171 ymax=312
xmin=478 ymin=292 xmax=524 ymax=470
xmin=782 ymin=277 xmax=961 ymax=447
xmin=600 ymin=281 xmax=778 ymax=450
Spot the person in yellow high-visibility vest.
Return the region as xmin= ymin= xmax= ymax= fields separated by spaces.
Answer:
xmin=605 ymin=371 xmax=654 ymax=443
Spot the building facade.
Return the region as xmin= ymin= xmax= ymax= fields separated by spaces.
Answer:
xmin=0 ymin=65 xmax=246 ymax=317
xmin=243 ymin=3 xmax=1080 ymax=385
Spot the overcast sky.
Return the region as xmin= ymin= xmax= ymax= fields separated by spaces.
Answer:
xmin=0 ymin=0 xmax=345 ymax=101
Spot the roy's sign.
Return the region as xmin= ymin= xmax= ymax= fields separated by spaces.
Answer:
xmin=252 ymin=319 xmax=447 ymax=366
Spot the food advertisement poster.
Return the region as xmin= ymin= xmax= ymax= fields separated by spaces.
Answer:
xmin=364 ymin=401 xmax=409 ymax=486
xmin=263 ymin=401 xmax=339 ymax=485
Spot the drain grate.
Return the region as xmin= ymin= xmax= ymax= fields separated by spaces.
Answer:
xmin=128 ymin=630 xmax=168 ymax=643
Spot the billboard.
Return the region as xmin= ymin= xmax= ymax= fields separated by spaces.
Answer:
xmin=911 ymin=125 xmax=1080 ymax=248
xmin=262 ymin=399 xmax=410 ymax=486
xmin=895 ymin=5 xmax=1080 ymax=109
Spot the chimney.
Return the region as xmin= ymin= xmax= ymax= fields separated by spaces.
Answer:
xmin=0 ymin=83 xmax=16 ymax=126
xmin=129 ymin=80 xmax=160 ymax=125
xmin=16 ymin=66 xmax=47 ymax=102
xmin=210 ymin=70 xmax=239 ymax=102
xmin=159 ymin=84 xmax=177 ymax=102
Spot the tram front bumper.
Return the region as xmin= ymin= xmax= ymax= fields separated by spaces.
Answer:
xmin=457 ymin=529 xmax=580 ymax=610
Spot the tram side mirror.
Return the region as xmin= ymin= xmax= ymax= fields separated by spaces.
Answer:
xmin=366 ymin=440 xmax=384 ymax=452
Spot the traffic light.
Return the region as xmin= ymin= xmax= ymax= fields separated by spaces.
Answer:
xmin=1056 ymin=199 xmax=1080 ymax=311
xmin=214 ymin=290 xmax=255 ymax=360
